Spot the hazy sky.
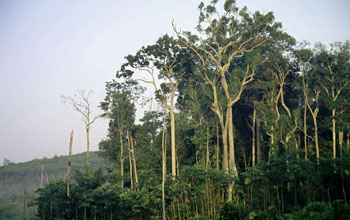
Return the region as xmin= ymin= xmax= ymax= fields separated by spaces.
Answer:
xmin=0 ymin=0 xmax=349 ymax=164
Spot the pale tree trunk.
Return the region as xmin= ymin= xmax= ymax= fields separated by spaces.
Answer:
xmin=339 ymin=131 xmax=344 ymax=157
xmin=127 ymin=130 xmax=133 ymax=188
xmin=66 ymin=130 xmax=73 ymax=220
xmin=162 ymin=110 xmax=168 ymax=220
xmin=332 ymin=108 xmax=337 ymax=159
xmin=312 ymin=113 xmax=320 ymax=164
xmin=252 ymin=107 xmax=256 ymax=167
xmin=306 ymin=89 xmax=320 ymax=163
xmin=86 ymin=126 xmax=90 ymax=171
xmin=228 ymin=108 xmax=237 ymax=174
xmin=304 ymin=101 xmax=308 ymax=160
xmin=130 ymin=134 xmax=138 ymax=186
xmin=206 ymin=125 xmax=210 ymax=169
xmin=61 ymin=90 xmax=98 ymax=173
xmin=67 ymin=130 xmax=73 ymax=197
xmin=220 ymin=119 xmax=229 ymax=174
xmin=41 ymin=165 xmax=44 ymax=188
xmin=168 ymin=72 xmax=178 ymax=178
xmin=217 ymin=112 xmax=230 ymax=201
xmin=268 ymin=125 xmax=275 ymax=163
xmin=256 ymin=113 xmax=262 ymax=163
xmin=119 ymin=128 xmax=124 ymax=188
xmin=216 ymin=122 xmax=220 ymax=171
xmin=301 ymin=60 xmax=308 ymax=160
xmin=170 ymin=103 xmax=176 ymax=178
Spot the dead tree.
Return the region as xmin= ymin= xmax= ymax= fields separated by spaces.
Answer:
xmin=62 ymin=90 xmax=99 ymax=171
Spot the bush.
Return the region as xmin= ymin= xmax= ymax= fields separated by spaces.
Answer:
xmin=284 ymin=201 xmax=333 ymax=220
xmin=333 ymin=200 xmax=350 ymax=220
xmin=254 ymin=206 xmax=282 ymax=220
xmin=219 ymin=202 xmax=248 ymax=220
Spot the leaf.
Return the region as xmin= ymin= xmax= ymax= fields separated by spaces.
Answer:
xmin=198 ymin=2 xmax=204 ymax=10
xmin=244 ymin=177 xmax=251 ymax=185
xmin=345 ymin=169 xmax=350 ymax=176
xmin=224 ymin=0 xmax=234 ymax=12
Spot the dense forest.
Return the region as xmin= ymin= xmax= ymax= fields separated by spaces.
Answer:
xmin=10 ymin=0 xmax=350 ymax=219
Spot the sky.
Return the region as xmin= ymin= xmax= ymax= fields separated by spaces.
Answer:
xmin=0 ymin=0 xmax=349 ymax=164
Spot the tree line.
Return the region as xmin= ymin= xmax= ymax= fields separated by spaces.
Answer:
xmin=34 ymin=1 xmax=350 ymax=219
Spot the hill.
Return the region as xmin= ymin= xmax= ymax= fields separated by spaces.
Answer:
xmin=0 ymin=151 xmax=109 ymax=220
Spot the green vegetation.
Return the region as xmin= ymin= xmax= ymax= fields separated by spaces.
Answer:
xmin=3 ymin=0 xmax=350 ymax=219
xmin=0 ymin=152 xmax=107 ymax=220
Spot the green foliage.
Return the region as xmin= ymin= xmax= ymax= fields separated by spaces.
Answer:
xmin=219 ymin=202 xmax=248 ymax=220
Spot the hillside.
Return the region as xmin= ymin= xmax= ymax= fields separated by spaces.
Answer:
xmin=0 ymin=151 xmax=109 ymax=220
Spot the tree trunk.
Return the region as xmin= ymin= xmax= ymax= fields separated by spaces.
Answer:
xmin=216 ymin=122 xmax=220 ymax=171
xmin=206 ymin=125 xmax=210 ymax=169
xmin=228 ymin=108 xmax=237 ymax=175
xmin=127 ymin=130 xmax=134 ymax=189
xmin=219 ymin=115 xmax=230 ymax=201
xmin=256 ymin=113 xmax=262 ymax=163
xmin=41 ymin=165 xmax=44 ymax=188
xmin=304 ymin=101 xmax=308 ymax=160
xmin=332 ymin=108 xmax=337 ymax=159
xmin=314 ymin=117 xmax=319 ymax=164
xmin=339 ymin=131 xmax=344 ymax=157
xmin=86 ymin=125 xmax=90 ymax=172
xmin=252 ymin=107 xmax=256 ymax=167
xmin=309 ymin=108 xmax=319 ymax=164
xmin=130 ymin=134 xmax=138 ymax=186
xmin=119 ymin=128 xmax=124 ymax=188
xmin=162 ymin=112 xmax=167 ymax=220
xmin=170 ymin=105 xmax=176 ymax=178
xmin=67 ymin=130 xmax=73 ymax=197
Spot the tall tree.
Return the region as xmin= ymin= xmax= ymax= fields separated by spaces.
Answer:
xmin=62 ymin=90 xmax=99 ymax=171
xmin=100 ymin=81 xmax=137 ymax=187
xmin=315 ymin=42 xmax=350 ymax=158
xmin=175 ymin=0 xmax=292 ymax=200
xmin=118 ymin=35 xmax=191 ymax=178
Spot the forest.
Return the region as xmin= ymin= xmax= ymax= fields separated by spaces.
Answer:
xmin=17 ymin=0 xmax=350 ymax=219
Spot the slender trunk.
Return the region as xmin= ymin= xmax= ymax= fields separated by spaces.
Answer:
xmin=332 ymin=108 xmax=336 ymax=159
xmin=170 ymin=105 xmax=176 ymax=178
xmin=119 ymin=128 xmax=124 ymax=188
xmin=216 ymin=122 xmax=220 ymax=171
xmin=162 ymin=112 xmax=167 ymax=220
xmin=304 ymin=102 xmax=308 ymax=160
xmin=86 ymin=125 xmax=90 ymax=172
xmin=41 ymin=165 xmax=44 ymax=188
xmin=252 ymin=108 xmax=256 ymax=167
xmin=130 ymin=134 xmax=138 ymax=186
xmin=67 ymin=130 xmax=73 ymax=197
xmin=339 ymin=131 xmax=344 ymax=157
xmin=312 ymin=113 xmax=319 ymax=164
xmin=219 ymin=116 xmax=230 ymax=201
xmin=270 ymin=125 xmax=275 ymax=156
xmin=256 ymin=114 xmax=262 ymax=163
xmin=206 ymin=125 xmax=210 ymax=169
xmin=228 ymin=108 xmax=237 ymax=175
xmin=339 ymin=130 xmax=347 ymax=203
xmin=127 ymin=130 xmax=133 ymax=188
